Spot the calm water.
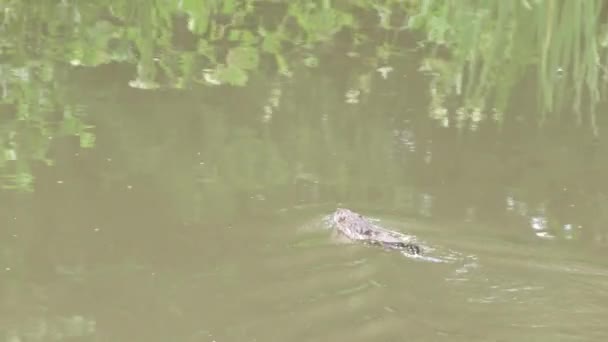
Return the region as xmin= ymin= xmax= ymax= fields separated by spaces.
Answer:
xmin=2 ymin=3 xmax=608 ymax=342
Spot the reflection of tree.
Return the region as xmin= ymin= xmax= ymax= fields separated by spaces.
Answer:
xmin=410 ymin=0 xmax=607 ymax=133
xmin=0 ymin=61 xmax=95 ymax=191
xmin=2 ymin=3 xmax=608 ymax=341
xmin=3 ymin=0 xmax=607 ymax=191
xmin=1 ymin=0 xmax=607 ymax=259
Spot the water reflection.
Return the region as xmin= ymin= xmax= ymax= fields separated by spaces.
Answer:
xmin=2 ymin=1 xmax=608 ymax=341
xmin=2 ymin=64 xmax=608 ymax=340
xmin=3 ymin=64 xmax=608 ymax=340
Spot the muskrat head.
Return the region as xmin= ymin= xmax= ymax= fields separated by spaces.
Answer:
xmin=332 ymin=208 xmax=357 ymax=225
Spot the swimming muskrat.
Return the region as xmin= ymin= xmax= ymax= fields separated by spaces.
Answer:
xmin=331 ymin=208 xmax=421 ymax=255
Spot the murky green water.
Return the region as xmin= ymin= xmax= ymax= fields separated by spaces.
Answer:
xmin=2 ymin=2 xmax=608 ymax=341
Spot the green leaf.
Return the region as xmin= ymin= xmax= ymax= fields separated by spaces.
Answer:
xmin=79 ymin=132 xmax=96 ymax=148
xmin=262 ymin=32 xmax=282 ymax=54
xmin=226 ymin=46 xmax=259 ymax=70
xmin=217 ymin=65 xmax=248 ymax=86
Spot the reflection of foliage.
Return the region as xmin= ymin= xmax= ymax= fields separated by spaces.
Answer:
xmin=1 ymin=0 xmax=366 ymax=191
xmin=2 ymin=0 xmax=607 ymax=193
xmin=0 ymin=62 xmax=95 ymax=191
xmin=409 ymin=0 xmax=608 ymax=132
xmin=288 ymin=1 xmax=354 ymax=43
xmin=2 ymin=3 xmax=607 ymax=341
xmin=1 ymin=0 xmax=398 ymax=89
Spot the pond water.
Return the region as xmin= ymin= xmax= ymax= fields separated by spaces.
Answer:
xmin=2 ymin=2 xmax=608 ymax=342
